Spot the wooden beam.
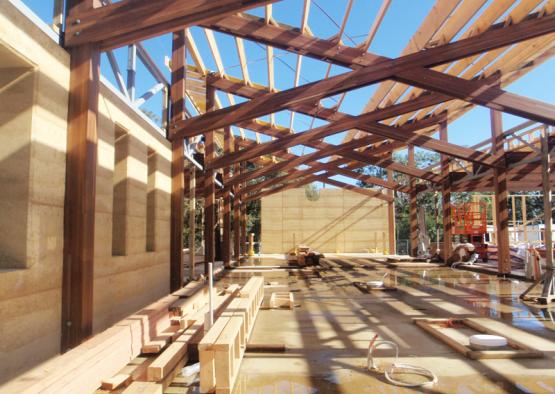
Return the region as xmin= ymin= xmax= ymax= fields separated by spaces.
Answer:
xmin=408 ymin=146 xmax=418 ymax=257
xmin=491 ymin=109 xmax=511 ymax=274
xmin=170 ymin=31 xmax=186 ymax=292
xmin=206 ymin=93 xmax=450 ymax=171
xmin=62 ymin=0 xmax=100 ymax=352
xmin=222 ymin=127 xmax=232 ymax=267
xmin=65 ymin=0 xmax=278 ymax=49
xmin=245 ymin=173 xmax=326 ymax=203
xmin=235 ymin=96 xmax=497 ymax=167
xmin=225 ymin=122 xmax=443 ymax=189
xmin=231 ymin=125 xmax=404 ymax=191
xmin=205 ymin=72 xmax=504 ymax=168
xmin=204 ymin=85 xmax=216 ymax=274
xmin=361 ymin=116 xmax=500 ymax=167
xmin=177 ymin=12 xmax=555 ymax=138
xmin=395 ymin=68 xmax=555 ymax=127
xmin=359 ymin=0 xmax=391 ymax=52
xmin=440 ymin=121 xmax=452 ymax=262
xmin=329 ymin=165 xmax=400 ymax=191
xmin=225 ymin=130 xmax=437 ymax=191
xmin=361 ymin=0 xmax=488 ymax=124
xmin=237 ymin=157 xmax=400 ymax=200
xmin=320 ymin=178 xmax=391 ymax=201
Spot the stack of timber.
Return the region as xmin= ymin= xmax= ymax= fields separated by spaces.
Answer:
xmin=143 ymin=288 xmax=239 ymax=390
xmin=4 ymin=289 xmax=186 ymax=394
xmin=5 ymin=275 xmax=264 ymax=394
xmin=199 ymin=277 xmax=264 ymax=393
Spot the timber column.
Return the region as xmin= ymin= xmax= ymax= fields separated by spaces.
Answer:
xmin=490 ymin=109 xmax=510 ymax=274
xmin=539 ymin=126 xmax=554 ymax=302
xmin=240 ymin=162 xmax=247 ymax=255
xmin=222 ymin=127 xmax=232 ymax=267
xmin=440 ymin=121 xmax=452 ymax=262
xmin=204 ymin=84 xmax=216 ymax=274
xmin=233 ymin=142 xmax=241 ymax=260
xmin=169 ymin=31 xmax=186 ymax=292
xmin=188 ymin=166 xmax=196 ymax=280
xmin=408 ymin=145 xmax=418 ymax=257
xmin=61 ymin=0 xmax=100 ymax=352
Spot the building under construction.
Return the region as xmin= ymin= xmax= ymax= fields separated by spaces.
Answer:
xmin=1 ymin=0 xmax=555 ymax=392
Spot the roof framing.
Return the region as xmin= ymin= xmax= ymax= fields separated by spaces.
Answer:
xmin=170 ymin=12 xmax=555 ymax=140
xmin=60 ymin=0 xmax=555 ymax=200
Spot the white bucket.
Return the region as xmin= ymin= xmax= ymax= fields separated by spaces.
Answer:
xmin=469 ymin=334 xmax=508 ymax=349
xmin=367 ymin=280 xmax=384 ymax=288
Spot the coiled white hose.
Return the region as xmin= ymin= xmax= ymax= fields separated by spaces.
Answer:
xmin=367 ymin=339 xmax=438 ymax=388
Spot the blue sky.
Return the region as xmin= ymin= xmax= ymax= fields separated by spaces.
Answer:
xmin=20 ymin=0 xmax=555 ymax=185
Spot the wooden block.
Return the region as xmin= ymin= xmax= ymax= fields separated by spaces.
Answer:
xmin=414 ymin=319 xmax=470 ymax=358
xmin=200 ymin=316 xmax=231 ymax=350
xmin=172 ymin=280 xmax=205 ymax=298
xmin=170 ymin=288 xmax=218 ymax=317
xmin=148 ymin=292 xmax=236 ymax=382
xmin=199 ymin=316 xmax=232 ymax=393
xmin=239 ymin=277 xmax=264 ymax=299
xmin=101 ymin=373 xmax=132 ymax=390
xmin=122 ymin=381 xmax=163 ymax=394
xmin=214 ymin=348 xmax=233 ymax=394
xmin=269 ymin=292 xmax=294 ymax=309
xmin=170 ymin=315 xmax=193 ymax=329
xmin=224 ymin=284 xmax=240 ymax=294
xmin=147 ymin=324 xmax=198 ymax=381
xmin=199 ymin=347 xmax=216 ymax=393
xmin=214 ymin=316 xmax=243 ymax=351
xmin=142 ymin=338 xmax=169 ymax=354
xmin=159 ymin=355 xmax=188 ymax=391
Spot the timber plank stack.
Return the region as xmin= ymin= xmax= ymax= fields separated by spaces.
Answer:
xmin=11 ymin=292 xmax=181 ymax=394
xmin=2 ymin=276 xmax=265 ymax=394
xmin=199 ymin=277 xmax=264 ymax=394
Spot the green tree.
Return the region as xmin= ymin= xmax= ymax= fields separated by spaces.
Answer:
xmin=355 ymin=151 xmax=442 ymax=253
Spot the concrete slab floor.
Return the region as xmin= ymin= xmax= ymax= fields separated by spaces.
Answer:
xmin=212 ymin=256 xmax=555 ymax=394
